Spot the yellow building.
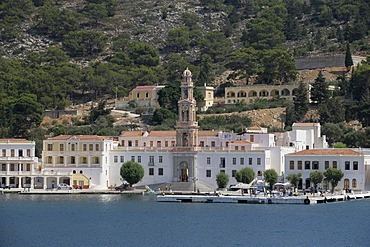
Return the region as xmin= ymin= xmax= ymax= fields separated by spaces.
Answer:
xmin=197 ymin=83 xmax=214 ymax=112
xmin=128 ymin=85 xmax=165 ymax=108
xmin=225 ymin=84 xmax=306 ymax=104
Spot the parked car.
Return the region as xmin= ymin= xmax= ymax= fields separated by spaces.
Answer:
xmin=57 ymin=183 xmax=72 ymax=190
xmin=115 ymin=183 xmax=130 ymax=191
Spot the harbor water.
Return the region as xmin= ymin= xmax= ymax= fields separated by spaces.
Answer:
xmin=0 ymin=193 xmax=369 ymax=247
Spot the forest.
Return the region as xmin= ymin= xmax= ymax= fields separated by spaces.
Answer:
xmin=0 ymin=0 xmax=369 ymax=154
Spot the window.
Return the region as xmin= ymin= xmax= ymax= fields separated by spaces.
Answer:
xmin=257 ymin=171 xmax=262 ymax=176
xmin=59 ymin=144 xmax=64 ymax=151
xmin=325 ymin=161 xmax=329 ymax=170
xmin=158 ymin=168 xmax=163 ymax=176
xmin=211 ymin=141 xmax=215 ymax=147
xmin=59 ymin=156 xmax=64 ymax=164
xmin=2 ymin=164 xmax=6 ymax=171
xmin=165 ymin=141 xmax=168 ymax=147
xmin=159 ymin=156 xmax=163 ymax=163
xmin=71 ymin=144 xmax=75 ymax=151
xmin=10 ymin=164 xmax=15 ymax=171
xmin=257 ymin=158 xmax=261 ymax=165
xmin=220 ymin=170 xmax=225 ymax=173
xmin=220 ymin=157 xmax=225 ymax=168
xmin=200 ymin=141 xmax=204 ymax=147
xmin=352 ymin=179 xmax=357 ymax=188
xmin=128 ymin=141 xmax=132 ymax=147
xmin=157 ymin=141 xmax=161 ymax=147
xmin=250 ymin=135 xmax=254 ymax=142
xmin=312 ymin=161 xmax=319 ymax=170
xmin=47 ymin=156 xmax=52 ymax=163
xmin=240 ymin=158 xmax=244 ymax=165
xmin=120 ymin=156 xmax=124 ymax=163
xmin=206 ymin=170 xmax=211 ymax=178
xmin=138 ymin=156 xmax=141 ymax=163
xmin=305 ymin=161 xmax=310 ymax=170
xmin=136 ymin=92 xmax=140 ymax=98
xmin=249 ymin=158 xmax=252 ymax=165
xmin=26 ymin=164 xmax=31 ymax=171
xmin=11 ymin=149 xmax=15 ymax=157
xmin=353 ymin=161 xmax=358 ymax=170
xmin=333 ymin=161 xmax=337 ymax=169
xmin=298 ymin=161 xmax=302 ymax=170
xmin=71 ymin=156 xmax=75 ymax=164
xmin=289 ymin=161 xmax=294 ymax=170
xmin=232 ymin=158 xmax=236 ymax=165
xmin=82 ymin=157 xmax=87 ymax=164
xmin=89 ymin=144 xmax=93 ymax=151
xmin=135 ymin=140 xmax=139 ymax=147
xmin=149 ymin=168 xmax=154 ymax=176
xmin=83 ymin=144 xmax=87 ymax=151
xmin=47 ymin=144 xmax=52 ymax=151
xmin=344 ymin=179 xmax=349 ymax=189
xmin=114 ymin=156 xmax=118 ymax=163
xmin=345 ymin=161 xmax=350 ymax=170
xmin=232 ymin=170 xmax=236 ymax=177
xmin=95 ymin=144 xmax=100 ymax=151
xmin=131 ymin=156 xmax=135 ymax=162
xmin=150 ymin=141 xmax=153 ymax=147
xmin=27 ymin=149 xmax=31 ymax=157
xmin=145 ymin=92 xmax=149 ymax=98
xmin=207 ymin=157 xmax=211 ymax=165
xmin=149 ymin=156 xmax=154 ymax=163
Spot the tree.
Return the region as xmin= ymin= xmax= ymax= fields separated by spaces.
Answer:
xmin=310 ymin=171 xmax=324 ymax=191
xmin=166 ymin=26 xmax=191 ymax=52
xmin=310 ymin=71 xmax=329 ymax=104
xmin=157 ymin=84 xmax=181 ymax=113
xmin=264 ymin=169 xmax=278 ymax=190
xmin=318 ymin=98 xmax=345 ymax=124
xmin=345 ymin=43 xmax=354 ymax=69
xmin=216 ymin=172 xmax=229 ymax=189
xmin=151 ymin=108 xmax=177 ymax=125
xmin=323 ymin=168 xmax=344 ymax=193
xmin=226 ymin=47 xmax=258 ymax=84
xmin=235 ymin=167 xmax=255 ymax=184
xmin=63 ymin=30 xmax=106 ymax=57
xmin=293 ymin=82 xmax=309 ymax=121
xmin=286 ymin=173 xmax=301 ymax=188
xmin=120 ymin=161 xmax=144 ymax=186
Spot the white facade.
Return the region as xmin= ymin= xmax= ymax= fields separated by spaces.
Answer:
xmin=285 ymin=149 xmax=366 ymax=191
xmin=0 ymin=139 xmax=38 ymax=188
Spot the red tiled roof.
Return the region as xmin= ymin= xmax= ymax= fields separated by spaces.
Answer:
xmin=232 ymin=140 xmax=252 ymax=144
xmin=0 ymin=138 xmax=32 ymax=143
xmin=47 ymin=135 xmax=108 ymax=141
xmin=291 ymin=149 xmax=362 ymax=156
xmin=149 ymin=131 xmax=176 ymax=137
xmin=198 ymin=130 xmax=219 ymax=137
xmin=292 ymin=122 xmax=319 ymax=127
xmin=120 ymin=131 xmax=144 ymax=137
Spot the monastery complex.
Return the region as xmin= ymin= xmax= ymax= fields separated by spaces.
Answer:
xmin=1 ymin=69 xmax=370 ymax=192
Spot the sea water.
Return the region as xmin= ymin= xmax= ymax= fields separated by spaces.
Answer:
xmin=0 ymin=194 xmax=369 ymax=247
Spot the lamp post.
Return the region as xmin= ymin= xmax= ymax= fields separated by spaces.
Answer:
xmin=192 ymin=177 xmax=198 ymax=193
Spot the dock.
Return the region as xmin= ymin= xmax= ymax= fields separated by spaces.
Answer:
xmin=157 ymin=192 xmax=370 ymax=205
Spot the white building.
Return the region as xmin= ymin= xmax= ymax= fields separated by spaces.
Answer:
xmin=0 ymin=139 xmax=38 ymax=189
xmin=285 ymin=149 xmax=366 ymax=192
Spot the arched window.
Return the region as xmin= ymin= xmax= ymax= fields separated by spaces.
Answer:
xmin=257 ymin=171 xmax=262 ymax=176
xmin=344 ymin=179 xmax=349 ymax=189
xmin=80 ymin=170 xmax=83 ymax=174
xmin=352 ymin=179 xmax=357 ymax=188
xmin=73 ymin=170 xmax=76 ymax=174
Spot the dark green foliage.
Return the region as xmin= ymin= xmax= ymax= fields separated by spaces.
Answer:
xmin=235 ymin=167 xmax=255 ymax=184
xmin=324 ymin=168 xmax=344 ymax=193
xmin=63 ymin=30 xmax=107 ymax=57
xmin=264 ymin=169 xmax=278 ymax=191
xmin=120 ymin=161 xmax=144 ymax=186
xmin=216 ymin=172 xmax=229 ymax=189
xmin=157 ymin=84 xmax=181 ymax=113
xmin=88 ymin=101 xmax=111 ymax=124
xmin=293 ymin=82 xmax=309 ymax=122
xmin=318 ymin=98 xmax=345 ymax=124
xmin=309 ymin=171 xmax=323 ymax=190
xmin=345 ymin=43 xmax=354 ymax=68
xmin=311 ymin=71 xmax=330 ymax=104
xmin=286 ymin=173 xmax=301 ymax=188
xmin=151 ymin=108 xmax=177 ymax=125
xmin=166 ymin=26 xmax=191 ymax=52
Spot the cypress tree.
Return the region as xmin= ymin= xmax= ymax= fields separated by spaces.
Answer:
xmin=345 ymin=43 xmax=353 ymax=68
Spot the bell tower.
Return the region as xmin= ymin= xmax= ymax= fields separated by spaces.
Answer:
xmin=176 ymin=68 xmax=198 ymax=149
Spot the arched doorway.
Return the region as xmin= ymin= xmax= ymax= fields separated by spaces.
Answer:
xmin=179 ymin=161 xmax=189 ymax=182
xmin=298 ymin=178 xmax=303 ymax=190
xmin=305 ymin=178 xmax=311 ymax=189
xmin=344 ymin=179 xmax=349 ymax=189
